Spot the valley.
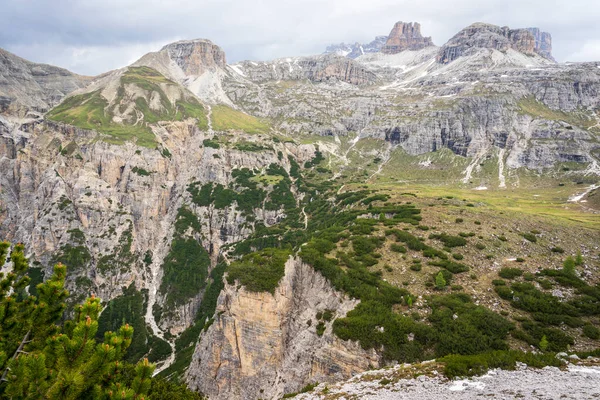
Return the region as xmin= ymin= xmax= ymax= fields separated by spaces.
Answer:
xmin=0 ymin=18 xmax=599 ymax=399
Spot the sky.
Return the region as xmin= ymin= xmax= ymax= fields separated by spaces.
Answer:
xmin=1 ymin=0 xmax=600 ymax=76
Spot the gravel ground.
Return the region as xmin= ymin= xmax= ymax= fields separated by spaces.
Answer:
xmin=297 ymin=363 xmax=600 ymax=399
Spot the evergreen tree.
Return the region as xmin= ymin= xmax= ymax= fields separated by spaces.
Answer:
xmin=435 ymin=271 xmax=447 ymax=290
xmin=0 ymin=241 xmax=155 ymax=399
xmin=539 ymin=335 xmax=549 ymax=352
xmin=562 ymin=256 xmax=576 ymax=276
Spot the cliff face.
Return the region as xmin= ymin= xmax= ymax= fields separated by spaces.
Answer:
xmin=381 ymin=22 xmax=434 ymax=54
xmin=162 ymin=39 xmax=227 ymax=76
xmin=527 ymin=27 xmax=554 ymax=61
xmin=186 ymin=257 xmax=380 ymax=400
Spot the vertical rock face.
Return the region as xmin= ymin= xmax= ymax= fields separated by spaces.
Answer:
xmin=161 ymin=39 xmax=227 ymax=76
xmin=381 ymin=22 xmax=434 ymax=54
xmin=186 ymin=257 xmax=380 ymax=400
xmin=527 ymin=28 xmax=554 ymax=61
xmin=437 ymin=23 xmax=555 ymax=64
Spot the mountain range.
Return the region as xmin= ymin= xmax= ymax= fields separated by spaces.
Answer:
xmin=0 ymin=20 xmax=599 ymax=399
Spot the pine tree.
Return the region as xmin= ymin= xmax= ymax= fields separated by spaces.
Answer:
xmin=435 ymin=271 xmax=447 ymax=290
xmin=539 ymin=335 xmax=549 ymax=352
xmin=562 ymin=256 xmax=576 ymax=276
xmin=0 ymin=241 xmax=156 ymax=399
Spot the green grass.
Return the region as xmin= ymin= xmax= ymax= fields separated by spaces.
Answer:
xmin=211 ymin=105 xmax=270 ymax=133
xmin=517 ymin=96 xmax=596 ymax=129
xmin=250 ymin=174 xmax=284 ymax=185
xmin=46 ymin=66 xmax=209 ymax=148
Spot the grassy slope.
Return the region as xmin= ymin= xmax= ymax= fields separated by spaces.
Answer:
xmin=211 ymin=105 xmax=269 ymax=133
xmin=46 ymin=66 xmax=208 ymax=148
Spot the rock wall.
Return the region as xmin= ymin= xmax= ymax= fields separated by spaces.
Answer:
xmin=527 ymin=28 xmax=554 ymax=61
xmin=186 ymin=257 xmax=380 ymax=400
xmin=381 ymin=21 xmax=434 ymax=54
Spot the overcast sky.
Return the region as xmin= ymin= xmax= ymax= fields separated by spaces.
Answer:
xmin=2 ymin=0 xmax=600 ymax=76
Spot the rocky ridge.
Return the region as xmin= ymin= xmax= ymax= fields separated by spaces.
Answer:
xmin=0 ymin=48 xmax=90 ymax=118
xmin=437 ymin=23 xmax=555 ymax=64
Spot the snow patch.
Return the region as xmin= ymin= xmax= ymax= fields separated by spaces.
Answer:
xmin=229 ymin=64 xmax=246 ymax=77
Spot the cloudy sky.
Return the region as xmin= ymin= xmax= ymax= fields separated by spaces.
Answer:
xmin=2 ymin=0 xmax=600 ymax=75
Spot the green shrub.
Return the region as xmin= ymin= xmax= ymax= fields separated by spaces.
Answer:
xmin=202 ymin=138 xmax=220 ymax=149
xmin=499 ymin=267 xmax=523 ymax=279
xmin=521 ymin=233 xmax=537 ymax=243
xmin=583 ymin=324 xmax=600 ymax=340
xmin=440 ymin=350 xmax=561 ymax=379
xmin=227 ymin=248 xmax=291 ymax=294
xmin=429 ymin=233 xmax=467 ymax=248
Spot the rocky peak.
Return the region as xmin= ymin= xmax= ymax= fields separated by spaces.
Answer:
xmin=527 ymin=27 xmax=554 ymax=61
xmin=324 ymin=36 xmax=388 ymax=59
xmin=437 ymin=23 xmax=554 ymax=64
xmin=160 ymin=39 xmax=227 ymax=76
xmin=381 ymin=21 xmax=434 ymax=54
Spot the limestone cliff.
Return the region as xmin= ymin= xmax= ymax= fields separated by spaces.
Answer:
xmin=186 ymin=257 xmax=379 ymax=399
xmin=381 ymin=22 xmax=434 ymax=54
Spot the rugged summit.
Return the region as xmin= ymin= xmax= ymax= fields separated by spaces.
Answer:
xmin=437 ymin=23 xmax=554 ymax=64
xmin=0 ymin=48 xmax=89 ymax=117
xmin=381 ymin=21 xmax=434 ymax=54
xmin=133 ymin=39 xmax=231 ymax=104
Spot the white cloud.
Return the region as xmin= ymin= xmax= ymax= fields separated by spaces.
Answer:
xmin=564 ymin=40 xmax=600 ymax=62
xmin=1 ymin=0 xmax=599 ymax=75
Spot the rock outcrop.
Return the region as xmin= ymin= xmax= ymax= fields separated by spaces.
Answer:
xmin=162 ymin=39 xmax=227 ymax=75
xmin=381 ymin=22 xmax=434 ymax=54
xmin=0 ymin=48 xmax=90 ymax=117
xmin=436 ymin=23 xmax=553 ymax=64
xmin=186 ymin=257 xmax=380 ymax=400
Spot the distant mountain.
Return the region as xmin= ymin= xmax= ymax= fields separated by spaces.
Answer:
xmin=0 ymin=48 xmax=90 ymax=118
xmin=324 ymin=35 xmax=388 ymax=58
